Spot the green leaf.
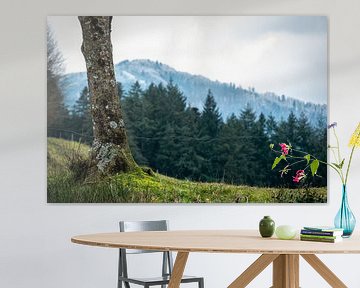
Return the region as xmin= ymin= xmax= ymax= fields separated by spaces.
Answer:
xmin=332 ymin=159 xmax=345 ymax=169
xmin=269 ymin=143 xmax=274 ymax=149
xmin=304 ymin=154 xmax=311 ymax=164
xmin=310 ymin=159 xmax=320 ymax=176
xmin=332 ymin=162 xmax=341 ymax=169
xmin=272 ymin=157 xmax=281 ymax=170
xmin=271 ymin=154 xmax=285 ymax=170
xmin=339 ymin=159 xmax=345 ymax=169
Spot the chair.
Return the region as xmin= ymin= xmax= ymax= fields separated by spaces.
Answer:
xmin=118 ymin=220 xmax=204 ymax=288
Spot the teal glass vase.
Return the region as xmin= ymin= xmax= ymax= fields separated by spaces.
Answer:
xmin=334 ymin=185 xmax=356 ymax=237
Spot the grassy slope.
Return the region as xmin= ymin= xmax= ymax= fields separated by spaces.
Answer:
xmin=47 ymin=138 xmax=327 ymax=203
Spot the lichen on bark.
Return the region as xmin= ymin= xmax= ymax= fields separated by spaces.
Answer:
xmin=78 ymin=16 xmax=137 ymax=175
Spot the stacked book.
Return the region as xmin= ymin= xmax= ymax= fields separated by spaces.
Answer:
xmin=300 ymin=226 xmax=344 ymax=243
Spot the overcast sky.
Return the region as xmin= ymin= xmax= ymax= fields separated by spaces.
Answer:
xmin=48 ymin=16 xmax=327 ymax=104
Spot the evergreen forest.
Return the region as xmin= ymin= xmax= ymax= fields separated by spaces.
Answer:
xmin=48 ymin=80 xmax=327 ymax=189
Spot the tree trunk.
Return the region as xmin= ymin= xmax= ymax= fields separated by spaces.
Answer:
xmin=78 ymin=16 xmax=137 ymax=175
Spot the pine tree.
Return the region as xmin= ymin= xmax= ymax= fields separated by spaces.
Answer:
xmin=122 ymin=81 xmax=147 ymax=165
xmin=128 ymin=81 xmax=142 ymax=98
xmin=117 ymin=82 xmax=124 ymax=100
xmin=235 ymin=106 xmax=258 ymax=185
xmin=239 ymin=105 xmax=256 ymax=130
xmin=176 ymin=107 xmax=203 ymax=179
xmin=72 ymin=86 xmax=93 ymax=143
xmin=253 ymin=113 xmax=271 ymax=186
xmin=277 ymin=111 xmax=298 ymax=147
xmin=200 ymin=90 xmax=222 ymax=138
xmin=218 ymin=114 xmax=242 ymax=184
xmin=166 ymin=80 xmax=187 ymax=123
xmin=199 ymin=90 xmax=223 ymax=181
xmin=297 ymin=112 xmax=313 ymax=151
xmin=155 ymin=81 xmax=189 ymax=177
xmin=266 ymin=114 xmax=278 ymax=143
xmin=140 ymin=83 xmax=167 ymax=168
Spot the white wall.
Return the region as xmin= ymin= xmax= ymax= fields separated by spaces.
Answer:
xmin=1 ymin=0 xmax=360 ymax=287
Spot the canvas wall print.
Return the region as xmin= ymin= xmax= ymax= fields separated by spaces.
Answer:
xmin=47 ymin=16 xmax=328 ymax=203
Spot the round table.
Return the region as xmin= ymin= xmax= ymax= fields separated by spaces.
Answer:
xmin=72 ymin=230 xmax=360 ymax=288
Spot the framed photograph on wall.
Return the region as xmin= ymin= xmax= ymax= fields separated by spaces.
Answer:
xmin=47 ymin=16 xmax=328 ymax=203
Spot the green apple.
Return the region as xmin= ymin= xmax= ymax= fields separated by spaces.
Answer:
xmin=275 ymin=225 xmax=297 ymax=240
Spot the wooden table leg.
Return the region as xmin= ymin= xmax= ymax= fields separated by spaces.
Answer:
xmin=288 ymin=255 xmax=300 ymax=288
xmin=168 ymin=252 xmax=189 ymax=288
xmin=228 ymin=254 xmax=279 ymax=288
xmin=301 ymin=254 xmax=347 ymax=288
xmin=273 ymin=254 xmax=286 ymax=287
xmin=272 ymin=254 xmax=299 ymax=288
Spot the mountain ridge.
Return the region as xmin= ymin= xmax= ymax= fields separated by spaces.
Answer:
xmin=60 ymin=59 xmax=327 ymax=123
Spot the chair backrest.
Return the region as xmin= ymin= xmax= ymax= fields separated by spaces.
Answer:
xmin=119 ymin=220 xmax=169 ymax=254
xmin=118 ymin=220 xmax=174 ymax=282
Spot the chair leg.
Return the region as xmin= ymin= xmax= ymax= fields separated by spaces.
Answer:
xmin=199 ymin=278 xmax=204 ymax=288
xmin=118 ymin=249 xmax=122 ymax=288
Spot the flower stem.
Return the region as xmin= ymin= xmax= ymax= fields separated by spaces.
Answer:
xmin=318 ymin=159 xmax=344 ymax=182
xmin=333 ymin=127 xmax=342 ymax=163
xmin=287 ymin=159 xmax=307 ymax=167
xmin=333 ymin=127 xmax=346 ymax=182
xmin=330 ymin=147 xmax=339 ymax=164
xmin=345 ymin=145 xmax=356 ymax=185
xmin=345 ymin=128 xmax=360 ymax=185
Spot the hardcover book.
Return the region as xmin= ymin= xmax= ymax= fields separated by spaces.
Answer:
xmin=300 ymin=236 xmax=343 ymax=243
xmin=300 ymin=234 xmax=341 ymax=240
xmin=301 ymin=229 xmax=343 ymax=237
xmin=303 ymin=226 xmax=344 ymax=232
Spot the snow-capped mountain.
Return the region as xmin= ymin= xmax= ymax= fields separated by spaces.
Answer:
xmin=60 ymin=59 xmax=327 ymax=123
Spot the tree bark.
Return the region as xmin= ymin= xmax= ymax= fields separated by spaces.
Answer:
xmin=78 ymin=16 xmax=137 ymax=175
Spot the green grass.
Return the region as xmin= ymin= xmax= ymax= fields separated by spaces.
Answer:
xmin=47 ymin=138 xmax=327 ymax=203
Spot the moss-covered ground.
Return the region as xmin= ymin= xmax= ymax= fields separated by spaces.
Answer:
xmin=47 ymin=138 xmax=327 ymax=203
